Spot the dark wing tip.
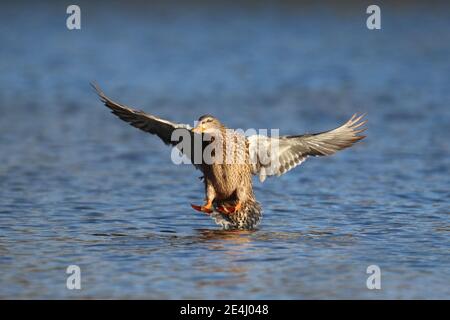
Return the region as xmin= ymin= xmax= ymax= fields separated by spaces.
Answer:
xmin=90 ymin=81 xmax=108 ymax=103
xmin=90 ymin=83 xmax=126 ymax=116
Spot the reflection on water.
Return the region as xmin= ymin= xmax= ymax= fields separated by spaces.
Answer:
xmin=0 ymin=1 xmax=449 ymax=299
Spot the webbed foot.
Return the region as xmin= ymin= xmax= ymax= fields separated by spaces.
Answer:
xmin=216 ymin=201 xmax=242 ymax=215
xmin=191 ymin=200 xmax=213 ymax=214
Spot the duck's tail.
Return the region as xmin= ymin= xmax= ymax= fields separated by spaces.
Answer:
xmin=211 ymin=198 xmax=262 ymax=230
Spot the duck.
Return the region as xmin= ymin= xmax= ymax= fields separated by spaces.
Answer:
xmin=93 ymin=84 xmax=366 ymax=230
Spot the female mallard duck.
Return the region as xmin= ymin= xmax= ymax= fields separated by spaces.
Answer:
xmin=93 ymin=84 xmax=366 ymax=230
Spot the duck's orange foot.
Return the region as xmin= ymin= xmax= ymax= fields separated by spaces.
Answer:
xmin=217 ymin=202 xmax=241 ymax=215
xmin=191 ymin=203 xmax=213 ymax=214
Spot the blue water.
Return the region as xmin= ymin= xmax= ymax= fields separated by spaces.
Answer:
xmin=0 ymin=1 xmax=449 ymax=299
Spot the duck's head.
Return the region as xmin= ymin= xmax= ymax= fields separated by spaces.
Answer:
xmin=192 ymin=114 xmax=224 ymax=134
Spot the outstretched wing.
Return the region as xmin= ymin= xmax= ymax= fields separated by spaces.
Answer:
xmin=92 ymin=83 xmax=192 ymax=145
xmin=92 ymin=83 xmax=201 ymax=168
xmin=248 ymin=114 xmax=367 ymax=182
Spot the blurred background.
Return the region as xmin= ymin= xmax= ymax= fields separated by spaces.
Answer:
xmin=0 ymin=0 xmax=449 ymax=299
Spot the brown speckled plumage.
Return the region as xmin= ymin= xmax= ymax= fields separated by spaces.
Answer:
xmin=93 ymin=84 xmax=366 ymax=230
xmin=200 ymin=126 xmax=262 ymax=229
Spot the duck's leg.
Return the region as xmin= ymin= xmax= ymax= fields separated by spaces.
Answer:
xmin=191 ymin=177 xmax=215 ymax=214
xmin=217 ymin=182 xmax=247 ymax=214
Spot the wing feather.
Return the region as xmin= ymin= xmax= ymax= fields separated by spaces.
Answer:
xmin=92 ymin=83 xmax=192 ymax=146
xmin=92 ymin=83 xmax=202 ymax=169
xmin=249 ymin=114 xmax=367 ymax=182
